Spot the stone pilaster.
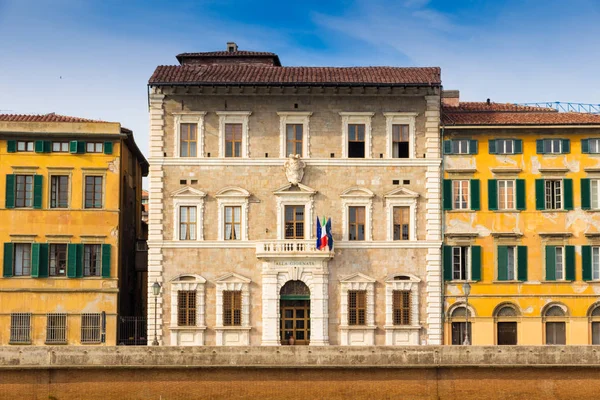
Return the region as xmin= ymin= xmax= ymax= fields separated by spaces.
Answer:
xmin=310 ymin=272 xmax=329 ymax=346
xmin=261 ymin=271 xmax=280 ymax=346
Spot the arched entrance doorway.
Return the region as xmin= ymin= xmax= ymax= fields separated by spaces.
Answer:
xmin=280 ymin=280 xmax=310 ymax=345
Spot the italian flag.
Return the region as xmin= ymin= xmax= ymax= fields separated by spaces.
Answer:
xmin=316 ymin=217 xmax=333 ymax=250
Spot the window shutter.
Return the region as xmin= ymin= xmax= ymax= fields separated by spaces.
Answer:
xmin=545 ymin=246 xmax=556 ymax=281
xmin=67 ymin=244 xmax=78 ymax=278
xmin=101 ymin=244 xmax=111 ymax=278
xmin=468 ymin=140 xmax=478 ymax=155
xmin=443 ymin=180 xmax=453 ymax=210
xmin=443 ymin=245 xmax=453 ymax=281
xmin=517 ymin=246 xmax=528 ymax=281
xmin=38 ymin=244 xmax=48 ymax=278
xmin=471 ymin=246 xmax=482 ymax=281
xmin=43 ymin=141 xmax=51 ymax=153
xmin=76 ymin=244 xmax=83 ymax=277
xmin=103 ymin=142 xmax=113 ymax=155
xmin=565 ymin=245 xmax=575 ymax=281
xmin=582 ymin=139 xmax=590 ymax=154
xmin=5 ymin=174 xmax=15 ymax=209
xmin=69 ymin=141 xmax=78 ymax=154
xmin=581 ymin=178 xmax=591 ymax=210
xmin=562 ymin=139 xmax=570 ymax=154
xmin=536 ymin=139 xmax=544 ymax=154
xmin=488 ymin=140 xmax=497 ymax=154
xmin=497 ymin=246 xmax=508 ymax=281
xmin=31 ymin=243 xmax=40 ymax=277
xmin=35 ymin=140 xmax=45 ymax=153
xmin=563 ymin=179 xmax=573 ymax=210
xmin=7 ymin=140 xmax=16 ymax=153
xmin=33 ymin=175 xmax=43 ymax=209
xmin=487 ymin=179 xmax=498 ymax=211
xmin=516 ymin=179 xmax=526 ymax=210
xmin=582 ymin=245 xmax=592 ymax=281
xmin=3 ymin=243 xmax=13 ymax=277
xmin=77 ymin=141 xmax=85 ymax=154
xmin=443 ymin=140 xmax=453 ymax=154
xmin=514 ymin=139 xmax=523 ymax=154
xmin=470 ymin=179 xmax=480 ymax=211
xmin=535 ymin=179 xmax=545 ymax=210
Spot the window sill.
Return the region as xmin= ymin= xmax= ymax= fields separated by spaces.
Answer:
xmin=447 ymin=280 xmax=478 ymax=284
xmin=45 ymin=341 xmax=68 ymax=345
xmin=541 ymin=210 xmax=570 ymax=213
xmin=492 ymin=280 xmax=525 ymax=283
xmin=384 ymin=325 xmax=422 ymax=330
xmin=340 ymin=325 xmax=377 ymax=330
xmin=541 ymin=280 xmax=573 ymax=283
xmin=9 ymin=342 xmax=31 ymax=345
xmin=492 ymin=210 xmax=522 ymax=213
xmin=447 ymin=210 xmax=477 ymax=213
xmin=214 ymin=326 xmax=252 ymax=331
xmin=170 ymin=326 xmax=206 ymax=331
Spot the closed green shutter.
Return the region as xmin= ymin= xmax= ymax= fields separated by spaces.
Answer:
xmin=443 ymin=245 xmax=453 ymax=281
xmin=67 ymin=244 xmax=78 ymax=278
xmin=497 ymin=246 xmax=508 ymax=281
xmin=535 ymin=179 xmax=545 ymax=210
xmin=38 ymin=244 xmax=48 ymax=278
xmin=33 ymin=175 xmax=43 ymax=209
xmin=3 ymin=243 xmax=13 ymax=277
xmin=488 ymin=140 xmax=497 ymax=154
xmin=516 ymin=179 xmax=526 ymax=210
xmin=471 ymin=246 xmax=482 ymax=281
xmin=546 ymin=246 xmax=556 ymax=281
xmin=514 ymin=139 xmax=523 ymax=154
xmin=565 ymin=245 xmax=575 ymax=281
xmin=470 ymin=179 xmax=480 ymax=211
xmin=517 ymin=246 xmax=528 ymax=281
xmin=443 ymin=141 xmax=453 ymax=155
xmin=69 ymin=141 xmax=78 ymax=153
xmin=5 ymin=174 xmax=15 ymax=209
xmin=488 ymin=179 xmax=498 ymax=211
xmin=563 ymin=179 xmax=573 ymax=210
xmin=76 ymin=244 xmax=83 ymax=277
xmin=77 ymin=141 xmax=85 ymax=154
xmin=35 ymin=140 xmax=44 ymax=153
xmin=536 ymin=139 xmax=544 ymax=154
xmin=581 ymin=178 xmax=591 ymax=210
xmin=101 ymin=244 xmax=111 ymax=278
xmin=582 ymin=245 xmax=592 ymax=281
xmin=7 ymin=140 xmax=16 ymax=153
xmin=43 ymin=141 xmax=51 ymax=153
xmin=468 ymin=140 xmax=478 ymax=155
xmin=562 ymin=139 xmax=570 ymax=154
xmin=31 ymin=243 xmax=40 ymax=277
xmin=103 ymin=142 xmax=113 ymax=155
xmin=582 ymin=139 xmax=590 ymax=154
xmin=443 ymin=180 xmax=453 ymax=210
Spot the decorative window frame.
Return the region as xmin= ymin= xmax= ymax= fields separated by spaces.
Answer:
xmin=277 ymin=112 xmax=312 ymax=158
xmin=273 ymin=183 xmax=316 ymax=240
xmin=169 ymin=274 xmax=206 ymax=346
xmin=173 ymin=112 xmax=206 ymax=158
xmin=171 ymin=187 xmax=206 ymax=241
xmin=339 ymin=273 xmax=376 ymax=346
xmin=216 ymin=187 xmax=250 ymax=241
xmin=215 ymin=272 xmax=252 ymax=346
xmin=339 ymin=112 xmax=374 ymax=158
xmin=341 ymin=187 xmax=374 ymax=241
xmin=384 ymin=188 xmax=419 ymax=241
xmin=384 ymin=274 xmax=421 ymax=345
xmin=383 ymin=112 xmax=418 ymax=159
xmin=216 ymin=111 xmax=252 ymax=158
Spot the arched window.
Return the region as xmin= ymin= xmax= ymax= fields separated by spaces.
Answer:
xmin=449 ymin=305 xmax=472 ymax=346
xmin=543 ymin=304 xmax=567 ymax=345
xmin=589 ymin=304 xmax=600 ymax=345
xmin=494 ymin=304 xmax=519 ymax=345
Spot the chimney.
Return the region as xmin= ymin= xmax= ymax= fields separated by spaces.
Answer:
xmin=442 ymin=90 xmax=460 ymax=107
xmin=227 ymin=42 xmax=238 ymax=52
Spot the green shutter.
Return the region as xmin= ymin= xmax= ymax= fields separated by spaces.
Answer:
xmin=31 ymin=243 xmax=40 ymax=277
xmin=562 ymin=139 xmax=570 ymax=154
xmin=3 ymin=243 xmax=13 ymax=277
xmin=67 ymin=244 xmax=78 ymax=278
xmin=104 ymin=142 xmax=113 ymax=155
xmin=5 ymin=174 xmax=15 ymax=209
xmin=76 ymin=244 xmax=83 ymax=277
xmin=582 ymin=245 xmax=592 ymax=281
xmin=443 ymin=140 xmax=453 ymax=155
xmin=487 ymin=179 xmax=498 ymax=211
xmin=536 ymin=139 xmax=544 ymax=154
xmin=517 ymin=246 xmax=528 ymax=282
xmin=43 ymin=141 xmax=51 ymax=153
xmin=497 ymin=246 xmax=508 ymax=281
xmin=581 ymin=178 xmax=591 ymax=210
xmin=535 ymin=179 xmax=545 ymax=210
xmin=35 ymin=140 xmax=44 ymax=153
xmin=101 ymin=244 xmax=111 ymax=278
xmin=443 ymin=245 xmax=453 ymax=281
xmin=33 ymin=175 xmax=43 ymax=209
xmin=582 ymin=139 xmax=590 ymax=154
xmin=514 ymin=139 xmax=523 ymax=154
xmin=563 ymin=179 xmax=573 ymax=210
xmin=565 ymin=245 xmax=575 ymax=281
xmin=470 ymin=180 xmax=480 ymax=211
xmin=69 ymin=141 xmax=78 ymax=153
xmin=38 ymin=244 xmax=48 ymax=278
xmin=546 ymin=246 xmax=556 ymax=281
xmin=7 ymin=140 xmax=16 ymax=153
xmin=443 ymin=180 xmax=453 ymax=210
xmin=516 ymin=179 xmax=526 ymax=210
xmin=77 ymin=141 xmax=85 ymax=154
xmin=468 ymin=140 xmax=478 ymax=155
xmin=488 ymin=140 xmax=497 ymax=154
xmin=471 ymin=246 xmax=481 ymax=281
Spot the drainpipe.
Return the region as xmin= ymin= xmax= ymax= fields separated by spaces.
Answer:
xmin=440 ymin=122 xmax=446 ymax=344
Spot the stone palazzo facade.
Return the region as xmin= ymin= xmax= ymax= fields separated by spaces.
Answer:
xmin=147 ymin=44 xmax=443 ymax=346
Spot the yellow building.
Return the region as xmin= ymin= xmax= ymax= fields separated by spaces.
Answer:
xmin=0 ymin=113 xmax=148 ymax=345
xmin=441 ymin=95 xmax=600 ymax=345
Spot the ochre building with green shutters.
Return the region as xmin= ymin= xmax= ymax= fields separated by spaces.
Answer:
xmin=440 ymin=93 xmax=600 ymax=346
xmin=0 ymin=114 xmax=147 ymax=345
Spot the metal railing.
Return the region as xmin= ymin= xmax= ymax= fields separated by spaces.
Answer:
xmin=517 ymin=102 xmax=600 ymax=114
xmin=118 ymin=316 xmax=147 ymax=346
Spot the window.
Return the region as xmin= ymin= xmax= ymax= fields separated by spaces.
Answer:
xmin=452 ymin=246 xmax=469 ymax=280
xmin=545 ymin=180 xmax=562 ymax=210
xmin=52 ymin=142 xmax=69 ymax=152
xmin=554 ymin=246 xmax=565 ymax=280
xmin=81 ymin=313 xmax=102 ymax=343
xmin=449 ymin=307 xmax=472 ymax=345
xmin=452 ymin=139 xmax=470 ymax=154
xmin=591 ymin=180 xmax=600 ymax=209
xmin=591 ymin=306 xmax=600 ymax=345
xmin=543 ymin=139 xmax=562 ymax=154
xmin=506 ymin=246 xmax=516 ymax=280
xmin=83 ymin=244 xmax=101 ymax=277
xmin=498 ymin=180 xmax=515 ymax=210
xmin=223 ymin=290 xmax=242 ymax=326
xmin=50 ymin=175 xmax=69 ymax=208
xmin=348 ymin=206 xmax=366 ymax=241
xmin=348 ymin=290 xmax=366 ymax=326
xmin=284 ymin=205 xmax=304 ymax=239
xmin=224 ymin=206 xmax=241 ymax=240
xmin=177 ymin=290 xmax=197 ymax=326
xmin=49 ymin=244 xmax=67 ymax=276
xmin=46 ymin=313 xmax=67 ymax=344
xmin=16 ymin=141 xmax=34 ymax=152
xmin=179 ymin=123 xmax=197 ymax=157
xmin=544 ymin=305 xmax=566 ymax=345
xmin=84 ymin=176 xmax=103 ymax=208
xmin=348 ymin=124 xmax=365 ymax=158
xmin=286 ymin=124 xmax=303 ymax=156
xmin=392 ymin=290 xmax=411 ymax=325
xmin=497 ymin=139 xmax=514 ymax=154
xmin=15 ymin=175 xmax=33 ymax=208
xmin=452 ymin=180 xmax=469 ymax=210
xmin=392 ymin=124 xmax=409 ymax=158
xmin=85 ymin=142 xmax=103 ymax=153
xmin=593 ymin=247 xmax=600 ymax=281
xmin=590 ymin=139 xmax=600 ymax=154
xmin=495 ymin=305 xmax=518 ymax=345
xmin=10 ymin=313 xmax=31 ymax=344
xmin=14 ymin=243 xmax=32 ymax=276
xmin=393 ymin=206 xmax=409 ymax=240
xmin=179 ymin=206 xmax=197 ymax=240
xmin=225 ymin=123 xmax=242 ymax=157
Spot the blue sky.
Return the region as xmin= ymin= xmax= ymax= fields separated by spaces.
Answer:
xmin=1 ymin=0 xmax=599 ymax=157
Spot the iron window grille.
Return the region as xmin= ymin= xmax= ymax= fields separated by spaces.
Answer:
xmin=10 ymin=313 xmax=31 ymax=344
xmin=81 ymin=313 xmax=102 ymax=344
xmin=46 ymin=313 xmax=67 ymax=344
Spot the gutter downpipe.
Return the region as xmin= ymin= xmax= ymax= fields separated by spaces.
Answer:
xmin=440 ymin=116 xmax=446 ymax=345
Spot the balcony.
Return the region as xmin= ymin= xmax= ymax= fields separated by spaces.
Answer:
xmin=255 ymin=240 xmax=334 ymax=260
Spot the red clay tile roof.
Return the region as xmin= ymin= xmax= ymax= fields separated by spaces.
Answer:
xmin=444 ymin=102 xmax=556 ymax=113
xmin=0 ymin=113 xmax=107 ymax=123
xmin=149 ymin=65 xmax=441 ymax=86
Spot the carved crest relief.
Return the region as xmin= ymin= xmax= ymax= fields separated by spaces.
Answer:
xmin=284 ymin=154 xmax=305 ymax=186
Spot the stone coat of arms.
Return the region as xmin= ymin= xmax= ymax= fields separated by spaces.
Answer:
xmin=284 ymin=154 xmax=305 ymax=186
